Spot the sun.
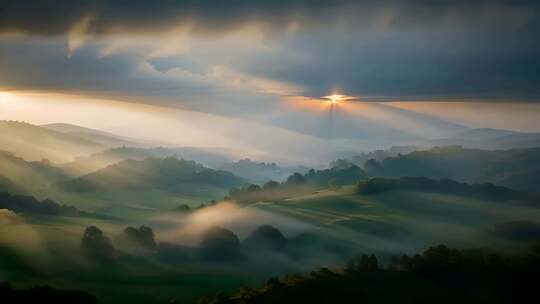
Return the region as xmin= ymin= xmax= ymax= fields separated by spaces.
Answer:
xmin=321 ymin=94 xmax=357 ymax=105
xmin=322 ymin=94 xmax=345 ymax=104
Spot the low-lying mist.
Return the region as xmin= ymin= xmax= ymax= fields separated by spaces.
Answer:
xmin=155 ymin=201 xmax=312 ymax=246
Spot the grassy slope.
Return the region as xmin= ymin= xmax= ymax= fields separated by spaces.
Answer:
xmin=253 ymin=186 xmax=540 ymax=255
xmin=40 ymin=188 xmax=216 ymax=219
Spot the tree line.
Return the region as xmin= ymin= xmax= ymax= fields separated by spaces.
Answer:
xmin=204 ymin=242 xmax=540 ymax=304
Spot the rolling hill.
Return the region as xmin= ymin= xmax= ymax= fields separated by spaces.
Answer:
xmin=42 ymin=123 xmax=139 ymax=148
xmin=362 ymin=146 xmax=540 ymax=193
xmin=0 ymin=150 xmax=72 ymax=193
xmin=229 ymin=165 xmax=368 ymax=204
xmin=0 ymin=121 xmax=106 ymax=162
xmin=60 ymin=146 xmax=237 ymax=176
xmin=56 ymin=157 xmax=245 ymax=198
xmin=254 ymin=180 xmax=540 ymax=255
xmin=356 ymin=177 xmax=537 ymax=204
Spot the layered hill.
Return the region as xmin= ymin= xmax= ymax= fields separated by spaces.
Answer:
xmin=56 ymin=157 xmax=245 ymax=197
xmin=0 ymin=150 xmax=72 ymax=193
xmin=0 ymin=121 xmax=106 ymax=162
xmin=41 ymin=123 xmax=138 ymax=148
xmin=60 ymin=146 xmax=236 ymax=176
xmin=363 ymin=146 xmax=540 ymax=193
xmin=254 ymin=177 xmax=540 ymax=254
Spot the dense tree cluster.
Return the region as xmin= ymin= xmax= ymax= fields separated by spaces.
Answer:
xmin=0 ymin=191 xmax=82 ymax=216
xmin=205 ymin=243 xmax=540 ymax=304
xmin=345 ymin=254 xmax=379 ymax=272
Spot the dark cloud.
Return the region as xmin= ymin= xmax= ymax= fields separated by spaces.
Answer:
xmin=0 ymin=0 xmax=539 ymax=101
xmin=0 ymin=39 xmax=222 ymax=99
xmin=1 ymin=1 xmax=538 ymax=36
xmin=238 ymin=26 xmax=540 ymax=100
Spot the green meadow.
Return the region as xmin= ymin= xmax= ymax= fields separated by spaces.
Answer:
xmin=254 ymin=186 xmax=540 ymax=254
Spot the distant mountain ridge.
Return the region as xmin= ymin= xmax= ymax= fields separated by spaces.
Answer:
xmin=426 ymin=128 xmax=540 ymax=150
xmin=218 ymin=158 xmax=309 ymax=183
xmin=41 ymin=123 xmax=139 ymax=148
xmin=0 ymin=121 xmax=106 ymax=162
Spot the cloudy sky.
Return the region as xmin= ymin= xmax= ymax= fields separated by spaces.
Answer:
xmin=1 ymin=0 xmax=540 ymax=162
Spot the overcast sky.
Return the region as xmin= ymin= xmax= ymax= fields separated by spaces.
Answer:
xmin=2 ymin=0 xmax=539 ymax=104
xmin=1 ymin=1 xmax=540 ymax=161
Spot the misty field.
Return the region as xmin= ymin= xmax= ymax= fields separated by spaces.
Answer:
xmin=254 ymin=187 xmax=540 ymax=255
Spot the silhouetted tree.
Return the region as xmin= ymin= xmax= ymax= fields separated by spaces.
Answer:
xmin=81 ymin=226 xmax=116 ymax=262
xmin=243 ymin=225 xmax=287 ymax=251
xmin=118 ymin=225 xmax=157 ymax=250
xmin=200 ymin=226 xmax=242 ymax=261
xmin=345 ymin=254 xmax=379 ymax=272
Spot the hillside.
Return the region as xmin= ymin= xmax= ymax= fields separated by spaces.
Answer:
xmin=229 ymin=165 xmax=368 ymax=204
xmin=61 ymin=146 xmax=237 ymax=176
xmin=56 ymin=157 xmax=245 ymax=197
xmin=42 ymin=123 xmax=138 ymax=148
xmin=254 ymin=182 xmax=540 ymax=254
xmin=0 ymin=150 xmax=72 ymax=193
xmin=363 ymin=146 xmax=540 ymax=193
xmin=0 ymin=121 xmax=105 ymax=162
